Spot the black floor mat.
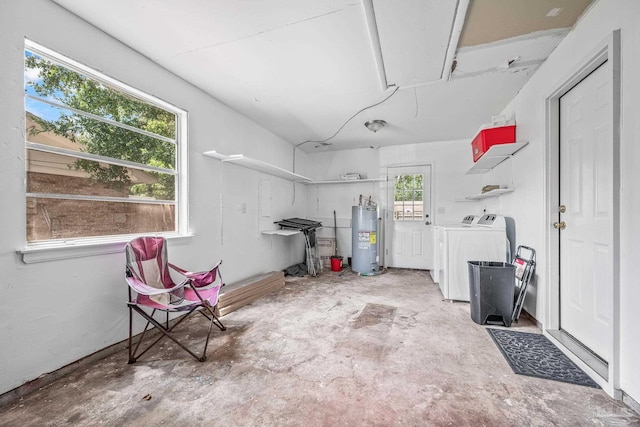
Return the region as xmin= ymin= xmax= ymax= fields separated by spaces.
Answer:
xmin=487 ymin=328 xmax=600 ymax=388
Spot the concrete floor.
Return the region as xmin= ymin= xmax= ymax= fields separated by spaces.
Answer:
xmin=1 ymin=268 xmax=639 ymax=426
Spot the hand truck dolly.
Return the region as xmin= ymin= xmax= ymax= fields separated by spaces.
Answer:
xmin=511 ymin=245 xmax=536 ymax=323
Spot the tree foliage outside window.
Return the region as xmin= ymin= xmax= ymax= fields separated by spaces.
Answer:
xmin=394 ymin=174 xmax=423 ymax=221
xmin=24 ymin=42 xmax=183 ymax=242
xmin=25 ymin=52 xmax=176 ymax=199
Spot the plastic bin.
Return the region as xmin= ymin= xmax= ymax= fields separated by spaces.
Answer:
xmin=467 ymin=261 xmax=516 ymax=327
xmin=471 ymin=125 xmax=516 ymax=162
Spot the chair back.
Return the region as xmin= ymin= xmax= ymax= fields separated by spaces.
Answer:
xmin=125 ymin=237 xmax=175 ymax=291
xmin=125 ymin=237 xmax=188 ymax=307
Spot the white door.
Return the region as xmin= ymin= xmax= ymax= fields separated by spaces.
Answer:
xmin=385 ymin=165 xmax=432 ymax=269
xmin=559 ymin=61 xmax=612 ymax=362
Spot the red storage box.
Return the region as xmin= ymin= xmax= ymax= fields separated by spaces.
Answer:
xmin=471 ymin=125 xmax=516 ymax=162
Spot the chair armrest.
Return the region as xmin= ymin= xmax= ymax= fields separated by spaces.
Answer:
xmin=169 ymin=261 xmax=222 ymax=287
xmin=125 ymin=275 xmax=189 ymax=296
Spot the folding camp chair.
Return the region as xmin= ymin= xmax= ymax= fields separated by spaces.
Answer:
xmin=125 ymin=236 xmax=226 ymax=363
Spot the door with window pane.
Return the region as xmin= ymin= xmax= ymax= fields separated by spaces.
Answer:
xmin=385 ymin=165 xmax=432 ymax=269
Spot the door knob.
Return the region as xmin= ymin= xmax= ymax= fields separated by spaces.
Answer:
xmin=553 ymin=221 xmax=566 ymax=230
xmin=559 ymin=205 xmax=566 ymax=213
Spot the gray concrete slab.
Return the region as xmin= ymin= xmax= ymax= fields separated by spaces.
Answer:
xmin=1 ymin=269 xmax=638 ymax=426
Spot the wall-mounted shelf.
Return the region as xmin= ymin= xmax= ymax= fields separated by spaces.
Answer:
xmin=203 ymin=150 xmax=312 ymax=182
xmin=204 ymin=150 xmax=387 ymax=184
xmin=466 ymin=141 xmax=529 ymax=174
xmin=261 ymin=229 xmax=300 ymax=236
xmin=458 ymin=188 xmax=515 ymax=201
xmin=307 ymin=178 xmax=386 ymax=185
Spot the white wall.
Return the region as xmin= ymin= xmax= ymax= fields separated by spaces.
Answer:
xmin=0 ymin=0 xmax=306 ymax=396
xmin=495 ymin=0 xmax=640 ymax=403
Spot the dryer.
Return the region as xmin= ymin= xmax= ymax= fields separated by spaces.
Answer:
xmin=435 ymin=214 xmax=508 ymax=301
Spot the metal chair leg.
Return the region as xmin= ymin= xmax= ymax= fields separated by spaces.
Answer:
xmin=128 ymin=305 xmax=226 ymax=363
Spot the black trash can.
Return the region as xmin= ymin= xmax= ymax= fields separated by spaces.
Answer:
xmin=467 ymin=261 xmax=516 ymax=327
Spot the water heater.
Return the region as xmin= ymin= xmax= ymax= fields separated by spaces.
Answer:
xmin=351 ymin=205 xmax=379 ymax=274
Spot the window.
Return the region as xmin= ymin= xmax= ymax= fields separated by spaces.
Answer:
xmin=24 ymin=41 xmax=186 ymax=244
xmin=393 ymin=174 xmax=423 ymax=221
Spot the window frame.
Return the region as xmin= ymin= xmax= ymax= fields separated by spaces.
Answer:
xmin=20 ymin=40 xmax=190 ymax=261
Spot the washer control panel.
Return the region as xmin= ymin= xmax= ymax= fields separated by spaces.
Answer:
xmin=477 ymin=214 xmax=505 ymax=228
xmin=461 ymin=215 xmax=477 ymax=226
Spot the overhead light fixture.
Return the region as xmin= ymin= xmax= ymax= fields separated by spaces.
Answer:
xmin=365 ymin=120 xmax=386 ymax=133
xmin=546 ymin=7 xmax=564 ymax=17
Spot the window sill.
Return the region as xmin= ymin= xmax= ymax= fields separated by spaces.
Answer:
xmin=17 ymin=234 xmax=194 ymax=264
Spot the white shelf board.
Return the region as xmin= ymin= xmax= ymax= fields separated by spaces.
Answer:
xmin=307 ymin=178 xmax=385 ymax=185
xmin=202 ymin=150 xmax=229 ymax=161
xmin=261 ymin=229 xmax=300 ymax=236
xmin=466 ymin=141 xmax=529 ymax=174
xmin=203 ymin=151 xmax=312 ymax=182
xmin=463 ymin=188 xmax=515 ymax=201
xmin=455 ymin=188 xmax=515 ymax=202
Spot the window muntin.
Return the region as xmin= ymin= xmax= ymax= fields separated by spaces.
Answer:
xmin=393 ymin=174 xmax=424 ymax=221
xmin=24 ymin=42 xmax=183 ymax=244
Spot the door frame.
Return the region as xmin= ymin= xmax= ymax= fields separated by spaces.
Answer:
xmin=544 ymin=30 xmax=621 ymax=397
xmin=382 ymin=162 xmax=434 ymax=269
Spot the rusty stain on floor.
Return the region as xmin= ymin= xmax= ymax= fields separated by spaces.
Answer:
xmin=352 ymin=303 xmax=397 ymax=329
xmin=0 ymin=268 xmax=639 ymax=426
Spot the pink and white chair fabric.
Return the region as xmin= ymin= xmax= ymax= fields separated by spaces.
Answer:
xmin=125 ymin=236 xmax=225 ymax=363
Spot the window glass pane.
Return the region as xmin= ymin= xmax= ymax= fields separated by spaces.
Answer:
xmin=27 ymin=197 xmax=175 ymax=242
xmin=26 ymin=149 xmax=175 ymax=200
xmin=393 ymin=174 xmax=424 ymax=222
xmin=25 ymin=104 xmax=176 ymax=170
xmin=402 ymin=175 xmax=411 ymax=190
xmin=25 ymin=52 xmax=176 ymax=139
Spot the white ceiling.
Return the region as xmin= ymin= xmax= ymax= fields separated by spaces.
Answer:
xmin=52 ymin=0 xmax=593 ymax=152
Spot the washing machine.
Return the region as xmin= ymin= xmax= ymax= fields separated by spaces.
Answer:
xmin=431 ymin=215 xmax=478 ymax=284
xmin=434 ymin=214 xmax=508 ymax=301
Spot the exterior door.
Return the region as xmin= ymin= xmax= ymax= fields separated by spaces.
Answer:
xmin=385 ymin=165 xmax=432 ymax=269
xmin=558 ymin=61 xmax=612 ymax=362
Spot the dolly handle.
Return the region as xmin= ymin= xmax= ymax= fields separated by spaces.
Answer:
xmin=515 ymin=245 xmax=536 ymax=263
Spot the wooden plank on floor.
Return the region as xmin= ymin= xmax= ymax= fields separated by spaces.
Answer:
xmin=218 ymin=284 xmax=284 ymax=316
xmin=215 ymin=271 xmax=285 ymax=317
xmin=219 ymin=273 xmax=284 ymax=302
